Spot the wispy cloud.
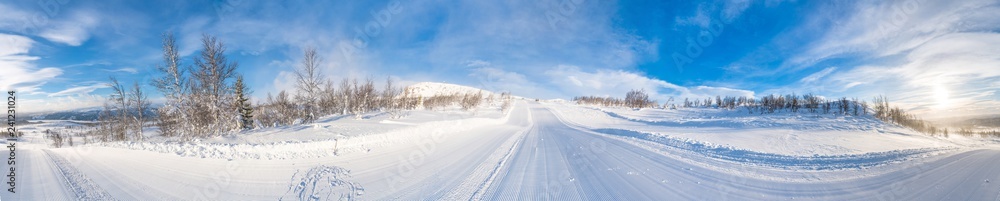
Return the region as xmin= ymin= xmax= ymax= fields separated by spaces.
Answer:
xmin=102 ymin=67 xmax=138 ymax=74
xmin=0 ymin=33 xmax=63 ymax=94
xmin=48 ymin=83 xmax=109 ymax=97
xmin=38 ymin=10 xmax=101 ymax=46
xmin=544 ymin=65 xmax=753 ymax=102
xmin=772 ymin=0 xmax=1000 ymax=117
xmin=799 ymin=67 xmax=836 ymax=83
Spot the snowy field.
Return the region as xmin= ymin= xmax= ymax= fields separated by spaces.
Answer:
xmin=2 ymin=101 xmax=1000 ymax=200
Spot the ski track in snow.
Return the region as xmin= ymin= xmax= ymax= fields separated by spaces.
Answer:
xmin=43 ymin=150 xmax=117 ymax=201
xmin=443 ymin=108 xmax=531 ymax=200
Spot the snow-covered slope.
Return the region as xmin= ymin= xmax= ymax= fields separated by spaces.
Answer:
xmin=404 ymin=82 xmax=494 ymax=97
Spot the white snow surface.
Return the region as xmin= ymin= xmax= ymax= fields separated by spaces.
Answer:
xmin=3 ymin=101 xmax=1000 ymax=200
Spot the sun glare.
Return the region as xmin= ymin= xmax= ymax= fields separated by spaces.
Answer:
xmin=933 ymin=84 xmax=951 ymax=109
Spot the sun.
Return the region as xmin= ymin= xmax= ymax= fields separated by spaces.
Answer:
xmin=933 ymin=84 xmax=951 ymax=109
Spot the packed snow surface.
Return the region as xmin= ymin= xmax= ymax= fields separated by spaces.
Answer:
xmin=3 ymin=101 xmax=1000 ymax=200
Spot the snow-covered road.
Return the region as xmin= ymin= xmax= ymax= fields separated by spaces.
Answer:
xmin=3 ymin=102 xmax=999 ymax=200
xmin=486 ymin=104 xmax=1000 ymax=200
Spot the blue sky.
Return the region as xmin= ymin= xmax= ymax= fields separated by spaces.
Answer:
xmin=1 ymin=0 xmax=998 ymax=118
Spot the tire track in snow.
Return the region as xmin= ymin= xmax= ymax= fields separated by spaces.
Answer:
xmin=43 ymin=150 xmax=117 ymax=201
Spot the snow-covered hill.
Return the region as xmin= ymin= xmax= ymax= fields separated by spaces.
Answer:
xmin=404 ymin=82 xmax=494 ymax=97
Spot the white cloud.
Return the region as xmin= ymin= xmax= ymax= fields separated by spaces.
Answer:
xmin=799 ymin=67 xmax=836 ymax=83
xmin=787 ymin=0 xmax=1000 ymax=69
xmin=544 ymin=65 xmax=753 ymax=102
xmin=676 ymin=0 xmax=757 ymax=29
xmin=103 ymin=67 xmax=138 ymax=74
xmin=48 ymin=83 xmax=108 ymax=97
xmin=675 ymin=5 xmax=712 ymax=28
xmin=0 ymin=33 xmax=62 ymax=93
xmin=772 ymin=0 xmax=1000 ymax=118
xmin=38 ymin=10 xmax=100 ymax=46
xmin=721 ymin=0 xmax=752 ymax=22
xmin=464 ymin=60 xmax=491 ymax=68
xmin=467 ymin=66 xmax=546 ymax=97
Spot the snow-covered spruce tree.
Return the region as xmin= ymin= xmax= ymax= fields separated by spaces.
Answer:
xmin=294 ymin=47 xmax=324 ymax=122
xmin=190 ymin=34 xmax=239 ymax=137
xmin=151 ymin=32 xmax=189 ymax=138
xmin=234 ymin=75 xmax=254 ymax=130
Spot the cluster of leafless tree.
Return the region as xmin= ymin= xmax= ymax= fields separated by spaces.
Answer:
xmin=45 ymin=129 xmax=68 ymax=148
xmin=573 ymin=89 xmax=658 ymax=109
xmin=679 ymin=94 xmax=945 ymax=135
xmin=252 ymin=48 xmax=417 ymax=128
xmin=89 ymin=76 xmax=150 ymax=142
xmin=673 ymin=94 xmax=869 ymax=116
xmin=87 ymin=33 xmax=252 ymax=141
xmin=870 ymin=95 xmax=943 ymax=136
xmin=254 ymin=48 xmax=498 ymax=128
xmin=141 ymin=33 xmax=251 ymax=140
xmin=953 ymin=128 xmax=1000 ymax=138
xmin=89 ymin=33 xmax=509 ymax=141
xmin=577 ymin=90 xmax=955 ymax=136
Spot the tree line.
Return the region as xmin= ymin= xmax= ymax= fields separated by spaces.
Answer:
xmin=88 ymin=33 xmax=510 ymax=142
xmin=572 ymin=89 xmax=657 ymax=109
xmin=575 ymin=90 xmax=953 ymax=137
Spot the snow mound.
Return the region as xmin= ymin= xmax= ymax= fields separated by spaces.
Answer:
xmin=404 ymin=82 xmax=493 ymax=97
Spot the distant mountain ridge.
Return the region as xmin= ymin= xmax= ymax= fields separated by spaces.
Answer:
xmin=23 ymin=106 xmax=158 ymax=121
